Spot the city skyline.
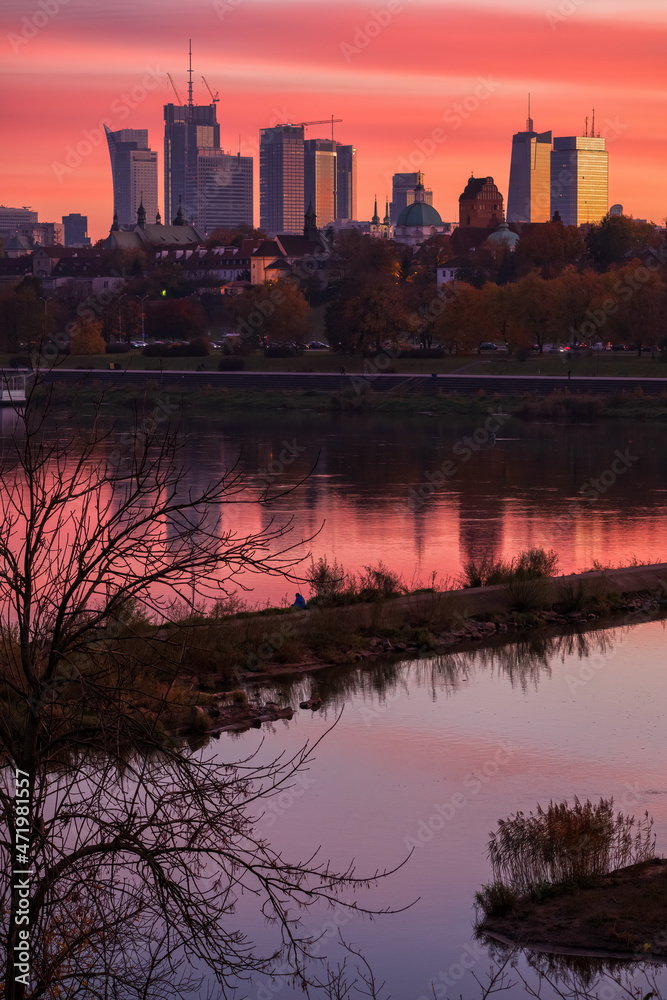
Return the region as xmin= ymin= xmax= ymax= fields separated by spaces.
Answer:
xmin=2 ymin=0 xmax=666 ymax=239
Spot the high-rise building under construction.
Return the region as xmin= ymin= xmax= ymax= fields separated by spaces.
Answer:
xmin=163 ymin=44 xmax=252 ymax=231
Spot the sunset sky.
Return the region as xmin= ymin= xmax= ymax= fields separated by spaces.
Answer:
xmin=2 ymin=0 xmax=666 ymax=241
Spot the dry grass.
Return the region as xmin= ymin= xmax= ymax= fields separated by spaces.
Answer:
xmin=462 ymin=548 xmax=559 ymax=589
xmin=487 ymin=797 xmax=656 ymax=897
xmin=305 ymin=557 xmax=402 ymax=606
xmin=556 ymin=573 xmax=621 ymax=614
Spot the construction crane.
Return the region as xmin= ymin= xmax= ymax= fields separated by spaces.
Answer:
xmin=201 ymin=76 xmax=219 ymax=103
xmin=275 ymin=116 xmax=342 ymax=140
xmin=167 ymin=73 xmax=185 ymax=105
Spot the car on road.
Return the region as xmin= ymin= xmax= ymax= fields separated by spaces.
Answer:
xmin=479 ymin=342 xmax=498 ymax=351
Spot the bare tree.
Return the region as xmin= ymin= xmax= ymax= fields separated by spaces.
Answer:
xmin=0 ymin=374 xmax=405 ymax=999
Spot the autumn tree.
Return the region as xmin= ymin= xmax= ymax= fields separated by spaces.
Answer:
xmin=234 ymin=279 xmax=312 ymax=346
xmin=478 ymin=282 xmax=528 ymax=353
xmin=515 ymin=273 xmax=556 ymax=352
xmin=327 ymin=279 xmax=409 ymax=354
xmin=514 ymin=220 xmax=586 ymax=279
xmin=432 ymin=283 xmax=484 ymax=354
xmin=549 ymin=267 xmax=602 ymax=345
xmin=607 ymin=262 xmax=667 ymax=354
xmin=144 ymin=298 xmax=207 ymax=342
xmin=0 ymin=377 xmax=401 ymax=1000
xmin=69 ymin=315 xmax=106 ymax=354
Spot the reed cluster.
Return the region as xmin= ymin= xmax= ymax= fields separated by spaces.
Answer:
xmin=487 ymin=797 xmax=656 ymax=895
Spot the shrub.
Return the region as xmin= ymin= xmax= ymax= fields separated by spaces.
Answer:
xmin=462 ymin=548 xmax=558 ymax=588
xmin=188 ymin=336 xmax=210 ymax=357
xmin=9 ymin=355 xmax=31 ymax=368
xmin=357 ymin=562 xmax=402 ymax=601
xmin=474 ymin=882 xmax=518 ymax=919
xmin=511 ymin=548 xmax=558 ymax=580
xmin=461 ymin=555 xmax=508 ymax=588
xmin=105 ymin=342 xmax=131 ymax=354
xmin=305 ymin=556 xmax=347 ymax=602
xmin=218 ymin=356 xmax=245 ymax=371
xmin=487 ymin=797 xmax=656 ymax=896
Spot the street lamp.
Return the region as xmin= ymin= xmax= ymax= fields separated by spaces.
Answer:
xmin=39 ymin=295 xmax=52 ymax=329
xmin=139 ymin=295 xmax=149 ymax=344
xmin=37 ymin=296 xmax=53 ymax=352
xmin=118 ymin=293 xmax=127 ymax=342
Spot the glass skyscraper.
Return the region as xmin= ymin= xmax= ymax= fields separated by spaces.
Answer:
xmin=551 ymin=136 xmax=608 ymax=226
xmin=507 ymin=119 xmax=552 ymax=223
xmin=304 ymin=138 xmax=337 ymax=228
xmin=104 ymin=127 xmax=158 ymax=229
xmin=195 ymin=151 xmax=253 ymax=233
xmin=163 ymin=102 xmax=220 ymax=225
xmin=260 ymin=125 xmax=305 ymax=236
xmin=335 ymin=144 xmax=357 ymax=221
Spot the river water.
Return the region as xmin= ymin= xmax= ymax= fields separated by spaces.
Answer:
xmin=6 ymin=405 xmax=666 ymax=996
xmin=215 ymin=620 xmax=667 ymax=1000
xmin=161 ymin=408 xmax=666 ymax=606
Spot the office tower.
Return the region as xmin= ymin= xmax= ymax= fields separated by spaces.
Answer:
xmin=459 ymin=176 xmax=504 ymax=227
xmin=304 ymin=138 xmax=337 ymax=228
xmin=335 ymin=144 xmax=357 ymax=220
xmin=195 ymin=151 xmax=253 ymax=233
xmin=0 ymin=206 xmax=38 ymax=233
xmin=104 ymin=127 xmax=158 ymax=229
xmin=389 ymin=173 xmax=433 ymax=224
xmin=164 ymin=102 xmax=221 ymax=225
xmin=551 ymin=136 xmax=608 ymax=226
xmin=260 ymin=125 xmax=304 ymax=235
xmin=507 ymin=105 xmax=552 ymax=222
xmin=62 ymin=213 xmax=89 ymax=245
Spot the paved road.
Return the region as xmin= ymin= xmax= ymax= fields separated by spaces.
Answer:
xmin=35 ymin=368 xmax=667 ymax=397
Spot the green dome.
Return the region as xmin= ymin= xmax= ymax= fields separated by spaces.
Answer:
xmin=396 ymin=201 xmax=443 ymax=228
xmin=487 ymin=221 xmax=519 ymax=248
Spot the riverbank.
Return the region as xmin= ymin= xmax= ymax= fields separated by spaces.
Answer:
xmin=477 ymin=858 xmax=667 ymax=961
xmin=29 ymin=379 xmax=667 ymax=422
xmin=174 ymin=562 xmax=667 ymax=734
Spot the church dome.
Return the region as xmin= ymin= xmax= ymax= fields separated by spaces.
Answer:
xmin=487 ymin=221 xmax=519 ymax=248
xmin=396 ymin=201 xmax=443 ymax=228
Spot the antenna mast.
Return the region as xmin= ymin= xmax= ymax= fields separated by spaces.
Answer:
xmin=584 ymin=116 xmax=588 ymax=137
xmin=591 ymin=107 xmax=595 ymax=137
xmin=188 ymin=39 xmax=194 ymax=109
xmin=526 ymin=93 xmax=533 ymax=131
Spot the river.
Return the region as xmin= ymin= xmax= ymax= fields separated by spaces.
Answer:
xmin=139 ymin=407 xmax=667 ymax=606
xmin=218 ymin=619 xmax=667 ymax=999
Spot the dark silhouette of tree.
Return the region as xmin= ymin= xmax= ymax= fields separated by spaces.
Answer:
xmin=586 ymin=214 xmax=661 ymax=272
xmin=514 ymin=221 xmax=585 ymax=279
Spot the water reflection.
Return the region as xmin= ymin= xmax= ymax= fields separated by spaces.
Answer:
xmin=6 ymin=408 xmax=666 ymax=606
xmin=478 ymin=938 xmax=667 ymax=999
xmin=247 ymin=626 xmax=622 ymax=712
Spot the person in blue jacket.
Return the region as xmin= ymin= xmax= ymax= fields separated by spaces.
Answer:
xmin=293 ymin=593 xmax=307 ymax=609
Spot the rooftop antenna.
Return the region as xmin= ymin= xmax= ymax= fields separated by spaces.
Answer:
xmin=591 ymin=107 xmax=595 ymax=137
xmin=584 ymin=115 xmax=588 ymax=137
xmin=526 ymin=93 xmax=533 ymax=132
xmin=188 ymin=39 xmax=194 ymax=109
